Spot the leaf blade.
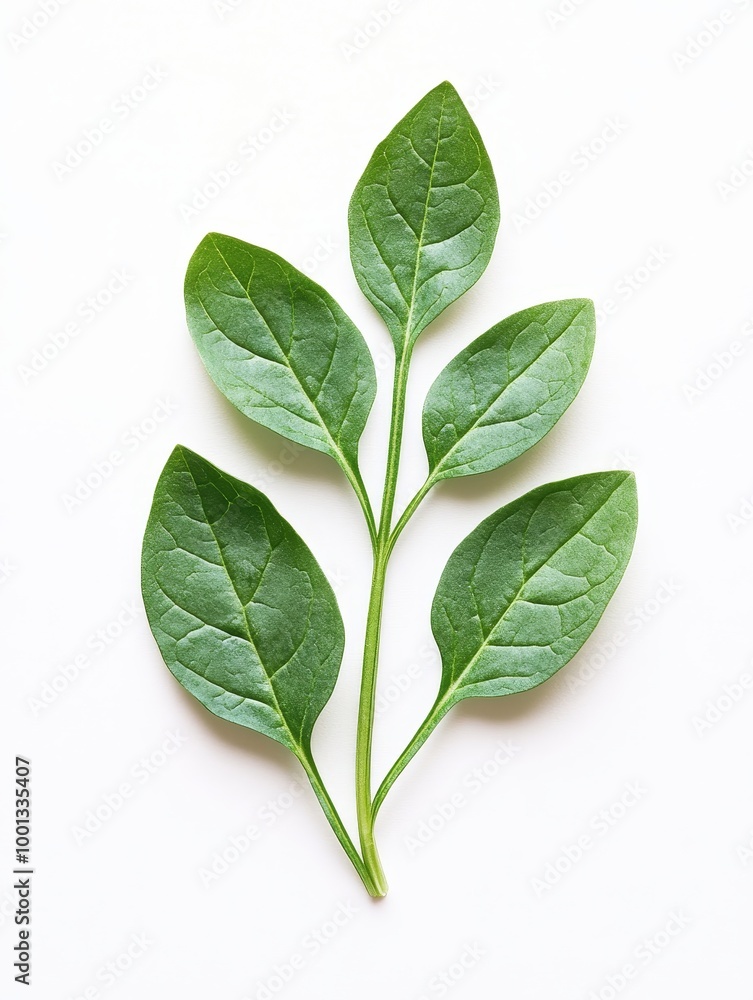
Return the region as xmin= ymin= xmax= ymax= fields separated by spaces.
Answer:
xmin=423 ymin=299 xmax=596 ymax=481
xmin=185 ymin=233 xmax=376 ymax=479
xmin=349 ymin=81 xmax=500 ymax=348
xmin=141 ymin=445 xmax=345 ymax=757
xmin=432 ymin=471 xmax=638 ymax=707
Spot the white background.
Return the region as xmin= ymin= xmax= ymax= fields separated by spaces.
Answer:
xmin=3 ymin=0 xmax=753 ymax=997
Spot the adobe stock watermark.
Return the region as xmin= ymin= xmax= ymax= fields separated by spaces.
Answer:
xmin=321 ymin=563 xmax=349 ymax=600
xmin=565 ymin=579 xmax=682 ymax=693
xmin=212 ymin=0 xmax=251 ymax=20
xmin=512 ymin=117 xmax=628 ymax=233
xmin=71 ymin=731 xmax=188 ymax=846
xmin=672 ymin=1 xmax=750 ymax=72
xmin=405 ymin=741 xmax=520 ymax=855
xmin=716 ymin=144 xmax=753 ymax=201
xmin=584 ymin=909 xmax=692 ymax=1000
xmin=27 ymin=599 xmax=141 ymax=716
xmin=682 ymin=312 xmax=753 ymax=403
xmin=242 ymin=900 xmax=357 ymax=1000
xmin=179 ymin=108 xmax=295 ymax=222
xmin=18 ymin=268 xmax=134 ymax=384
xmin=340 ymin=1 xmax=408 ymax=61
xmin=462 ymin=75 xmax=503 ymax=113
xmin=613 ymin=447 xmax=638 ymax=469
xmin=736 ymin=826 xmax=753 ymax=867
xmin=691 ymin=670 xmax=752 ymax=736
xmin=415 ymin=943 xmax=485 ymax=999
xmin=376 ymin=640 xmax=438 ymax=717
xmin=727 ymin=480 xmax=753 ymax=531
xmin=245 ymin=443 xmax=303 ymax=492
xmin=531 ymin=781 xmax=647 ymax=896
xmin=0 ymin=558 xmax=16 ymax=586
xmin=70 ymin=932 xmax=153 ymax=999
xmin=7 ymin=0 xmax=71 ymax=52
xmin=60 ymin=397 xmax=178 ymax=512
xmin=545 ymin=0 xmax=593 ymax=30
xmin=595 ymin=246 xmax=672 ymax=327
xmin=53 ymin=67 xmax=169 ymax=179
xmin=299 ymin=236 xmax=339 ymax=276
xmin=198 ymin=780 xmax=305 ymax=888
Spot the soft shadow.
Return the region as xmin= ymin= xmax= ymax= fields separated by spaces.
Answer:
xmin=174 ymin=683 xmax=380 ymax=894
xmin=175 ymin=681 xmax=297 ymax=776
xmin=423 ymin=411 xmax=586 ymax=523
xmin=217 ymin=391 xmax=348 ymax=498
xmin=451 ymin=674 xmax=564 ymax=731
xmin=375 ymin=667 xmax=573 ymax=821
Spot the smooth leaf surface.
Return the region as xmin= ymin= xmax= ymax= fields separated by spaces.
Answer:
xmin=422 ymin=299 xmax=596 ymax=481
xmin=185 ymin=233 xmax=376 ymax=479
xmin=432 ymin=471 xmax=637 ymax=706
xmin=142 ymin=446 xmax=344 ymax=757
xmin=349 ymin=81 xmax=500 ymax=350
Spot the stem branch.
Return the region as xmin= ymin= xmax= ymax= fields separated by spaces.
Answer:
xmin=345 ymin=463 xmax=377 ymax=547
xmin=301 ymin=755 xmax=381 ymax=897
xmin=371 ymin=697 xmax=452 ymax=820
xmin=387 ymin=475 xmax=435 ymax=558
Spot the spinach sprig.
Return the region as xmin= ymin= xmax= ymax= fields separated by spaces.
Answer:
xmin=142 ymin=82 xmax=637 ymax=896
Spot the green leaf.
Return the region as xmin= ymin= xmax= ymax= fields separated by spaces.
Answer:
xmin=141 ymin=445 xmax=344 ymax=759
xmin=349 ymin=81 xmax=500 ymax=351
xmin=423 ymin=300 xmax=596 ymax=482
xmin=184 ymin=232 xmax=376 ymax=495
xmin=373 ymin=472 xmax=637 ymax=815
xmin=432 ymin=471 xmax=637 ymax=706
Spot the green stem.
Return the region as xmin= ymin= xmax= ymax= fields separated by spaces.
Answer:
xmin=372 ymin=696 xmax=453 ymax=821
xmin=300 ymin=754 xmax=380 ymax=897
xmin=386 ymin=475 xmax=435 ymax=558
xmin=358 ymin=480 xmax=440 ymax=824
xmin=355 ymin=554 xmax=390 ymax=895
xmin=344 ymin=463 xmax=377 ymax=547
xmin=354 ymin=342 xmax=414 ymax=896
xmin=379 ymin=341 xmax=414 ymax=543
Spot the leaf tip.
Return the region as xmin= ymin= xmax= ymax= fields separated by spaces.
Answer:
xmin=189 ymin=231 xmax=232 ymax=266
xmin=615 ymin=469 xmax=639 ymax=519
xmin=435 ymin=78 xmax=459 ymax=96
xmin=561 ymin=297 xmax=596 ymax=325
xmin=572 ymin=296 xmax=595 ymax=313
xmin=166 ymin=443 xmax=199 ymax=474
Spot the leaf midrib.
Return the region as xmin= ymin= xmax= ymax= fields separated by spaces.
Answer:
xmin=203 ymin=236 xmax=357 ymax=477
xmin=430 ymin=303 xmax=590 ymax=476
xmin=178 ymin=449 xmax=305 ymax=756
xmin=434 ymin=475 xmax=628 ymax=714
xmin=404 ymin=87 xmax=447 ymax=344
